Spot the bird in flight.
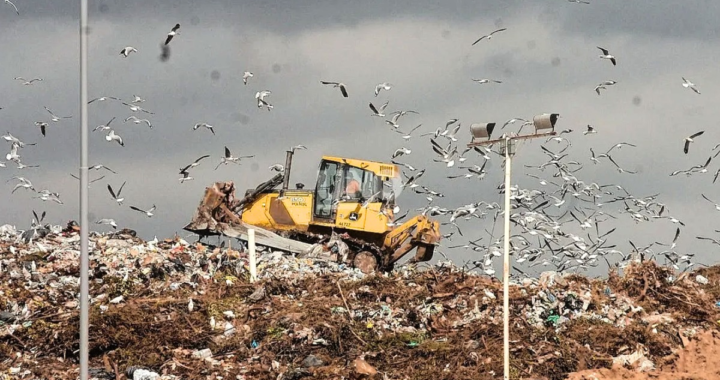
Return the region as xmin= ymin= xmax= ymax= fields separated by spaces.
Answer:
xmin=105 ymin=130 xmax=124 ymax=147
xmin=597 ymin=46 xmax=616 ymax=66
xmin=374 ymin=82 xmax=392 ymax=97
xmin=683 ymin=131 xmax=704 ymax=154
xmin=93 ymin=117 xmax=116 ymax=132
xmin=44 ymin=106 xmax=72 ymax=122
xmin=120 ymin=47 xmax=138 ymax=58
xmin=165 ymin=24 xmax=180 ymax=45
xmin=130 ymin=204 xmax=156 ymax=217
xmin=472 ymin=78 xmax=502 ymax=84
xmin=96 ymin=219 xmax=118 ymax=229
xmin=107 ymin=181 xmax=126 ymax=205
xmin=14 ymin=77 xmax=42 ymax=85
xmin=4 ymin=0 xmax=19 ymax=15
xmin=682 ymin=77 xmax=700 ymax=94
xmin=124 ymin=116 xmax=152 ymax=128
xmin=193 ymin=123 xmax=215 ymax=135
xmin=180 ymin=155 xmax=210 ymax=174
xmin=34 ymin=122 xmax=49 ymax=137
xmin=472 ymin=28 xmax=507 ymax=45
xmin=215 ymin=146 xmax=254 ymax=170
xmin=243 ymin=71 xmax=254 ymax=85
xmin=88 ymin=96 xmax=120 ymax=104
xmin=320 ymin=81 xmax=349 ymax=98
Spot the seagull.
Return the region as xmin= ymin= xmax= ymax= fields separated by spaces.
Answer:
xmin=683 ymin=131 xmax=704 ymax=154
xmin=320 ymin=81 xmax=348 ymax=97
xmin=107 ymin=182 xmax=126 ymax=205
xmin=681 ymin=77 xmax=700 ymax=94
xmin=192 ymin=122 xmax=215 ymax=135
xmin=180 ymin=155 xmax=210 ymax=174
xmin=120 ymin=47 xmax=138 ymax=57
xmin=594 ymin=85 xmax=606 ymax=95
xmin=14 ymin=77 xmax=42 ymax=85
xmin=215 ymin=146 xmax=253 ymax=170
xmin=392 ymin=147 xmax=411 ymax=159
xmin=369 ymin=101 xmax=389 ymax=117
xmin=93 ymin=117 xmax=116 ymax=132
xmin=701 ymin=194 xmax=720 ymax=211
xmin=269 ymin=164 xmax=284 ymax=172
xmin=568 ymin=0 xmax=590 ymax=3
xmin=129 ymin=204 xmax=156 ymax=218
xmin=4 ymin=0 xmax=19 ymax=15
xmin=179 ymin=171 xmax=194 ymax=183
xmin=71 ymin=173 xmax=105 ymax=185
xmin=124 ymin=116 xmax=152 ymax=128
xmin=90 ymin=164 xmax=117 ymax=174
xmin=105 ymin=130 xmax=124 ymax=147
xmin=583 ymin=125 xmax=597 ymax=135
xmin=9 ymin=176 xmax=34 ymax=194
xmin=393 ymin=124 xmax=423 ymax=140
xmin=471 ymin=28 xmax=507 ymax=45
xmin=130 ymin=95 xmax=145 ymax=103
xmin=290 ymin=144 xmax=307 ymax=153
xmin=44 ymin=107 xmax=72 ymax=122
xmin=243 ymin=71 xmax=254 ymax=85
xmin=255 ymin=90 xmax=273 ymax=110
xmin=121 ymin=102 xmax=154 ymax=114
xmin=34 ymin=122 xmax=49 ymax=137
xmin=96 ymin=219 xmax=118 ymax=229
xmin=597 ymin=46 xmax=616 ymax=66
xmin=472 ymin=78 xmax=502 ymax=84
xmin=88 ymin=96 xmax=120 ymax=104
xmin=165 ymin=24 xmax=180 ymax=45
xmin=374 ymin=82 xmax=392 ymax=97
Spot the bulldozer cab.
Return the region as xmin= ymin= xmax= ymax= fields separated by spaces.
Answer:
xmin=313 ymin=159 xmax=384 ymax=220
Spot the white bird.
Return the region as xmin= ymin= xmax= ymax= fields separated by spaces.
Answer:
xmin=130 ymin=95 xmax=145 ymax=103
xmin=124 ymin=116 xmax=152 ymax=128
xmin=165 ymin=24 xmax=180 ymax=45
xmin=243 ymin=71 xmax=254 ymax=85
xmin=597 ymin=46 xmax=616 ymax=66
xmin=34 ymin=122 xmax=49 ymax=137
xmin=583 ymin=125 xmax=597 ymax=135
xmin=320 ymin=81 xmax=348 ymax=97
xmin=129 ymin=204 xmax=156 ymax=217
xmin=179 ymin=171 xmax=194 ymax=183
xmin=290 ymin=144 xmax=307 ymax=153
xmin=392 ymin=147 xmax=411 ymax=159
xmin=121 ymin=102 xmax=154 ymax=114
xmin=594 ymin=84 xmax=606 ymax=95
xmin=472 ymin=78 xmax=502 ymax=84
xmin=471 ymin=28 xmax=507 ymax=45
xmin=568 ymin=0 xmax=590 ymax=3
xmin=120 ymin=46 xmax=138 ymax=57
xmin=35 ymin=190 xmax=63 ymax=204
xmin=393 ymin=124 xmax=423 ymax=140
xmin=682 ymin=77 xmax=700 ymax=94
xmin=4 ymin=0 xmax=19 ymax=15
xmin=216 ymin=146 xmax=254 ymax=170
xmin=684 ymin=131 xmax=704 ymax=154
xmin=96 ymin=219 xmax=118 ymax=229
xmin=93 ymin=117 xmax=116 ymax=132
xmin=44 ymin=106 xmax=72 ymax=122
xmin=374 ymin=82 xmax=392 ymax=97
xmin=193 ymin=122 xmax=215 ymax=135
xmin=88 ymin=96 xmax=120 ymax=104
xmin=9 ymin=176 xmax=34 ymax=193
xmin=105 ymin=130 xmax=124 ymax=146
xmin=14 ymin=77 xmax=42 ymax=85
xmin=369 ymin=101 xmax=389 ymax=117
xmin=255 ymin=90 xmax=273 ymax=110
xmin=107 ymin=181 xmax=126 ymax=205
xmin=269 ymin=164 xmax=284 ymax=172
xmin=179 ymin=155 xmax=210 ymax=174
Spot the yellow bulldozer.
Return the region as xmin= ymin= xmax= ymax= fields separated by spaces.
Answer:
xmin=184 ymin=150 xmax=442 ymax=273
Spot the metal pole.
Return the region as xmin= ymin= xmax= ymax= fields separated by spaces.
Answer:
xmin=248 ymin=229 xmax=257 ymax=283
xmin=503 ymin=137 xmax=512 ymax=380
xmin=79 ymin=0 xmax=89 ymax=378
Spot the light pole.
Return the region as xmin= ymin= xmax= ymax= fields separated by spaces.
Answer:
xmin=79 ymin=0 xmax=89 ymax=379
xmin=468 ymin=113 xmax=559 ymax=380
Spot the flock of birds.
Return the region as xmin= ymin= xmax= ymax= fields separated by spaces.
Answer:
xmin=1 ymin=2 xmax=717 ymax=277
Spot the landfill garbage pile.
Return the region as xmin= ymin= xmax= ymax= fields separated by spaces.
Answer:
xmin=1 ymin=223 xmax=720 ymax=380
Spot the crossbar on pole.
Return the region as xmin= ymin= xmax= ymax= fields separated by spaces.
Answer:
xmin=79 ymin=0 xmax=89 ymax=378
xmin=467 ymin=131 xmax=557 ymax=148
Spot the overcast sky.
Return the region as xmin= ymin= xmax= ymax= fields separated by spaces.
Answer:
xmin=1 ymin=0 xmax=719 ymax=276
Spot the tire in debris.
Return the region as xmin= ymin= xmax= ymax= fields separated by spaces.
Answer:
xmin=353 ymin=250 xmax=378 ymax=274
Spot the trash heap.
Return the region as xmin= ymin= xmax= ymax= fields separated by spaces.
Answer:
xmin=1 ymin=223 xmax=719 ymax=380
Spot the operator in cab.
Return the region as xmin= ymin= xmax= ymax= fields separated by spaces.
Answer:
xmin=344 ymin=172 xmax=362 ymax=199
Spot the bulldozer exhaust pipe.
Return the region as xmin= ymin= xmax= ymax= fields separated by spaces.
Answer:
xmin=282 ymin=150 xmax=293 ymax=191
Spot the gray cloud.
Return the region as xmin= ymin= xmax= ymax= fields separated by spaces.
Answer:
xmin=1 ymin=1 xmax=719 ymax=277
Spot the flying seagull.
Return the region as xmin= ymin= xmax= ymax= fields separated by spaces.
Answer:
xmin=320 ymin=81 xmax=348 ymax=97
xmin=88 ymin=96 xmax=120 ymax=104
xmin=683 ymin=131 xmax=704 ymax=154
xmin=472 ymin=78 xmax=502 ymax=84
xmin=130 ymin=95 xmax=145 ymax=103
xmin=34 ymin=122 xmax=48 ymax=137
xmin=369 ymin=101 xmax=389 ymax=117
xmin=44 ymin=107 xmax=72 ymax=122
xmin=124 ymin=116 xmax=152 ymax=128
xmin=583 ymin=125 xmax=597 ymax=135
xmin=129 ymin=204 xmax=156 ymax=218
xmin=96 ymin=219 xmax=118 ymax=229
xmin=90 ymin=164 xmax=117 ymax=174
xmin=121 ymin=102 xmax=154 ymax=114
xmin=193 ymin=122 xmax=215 ymax=135
xmin=107 ymin=181 xmax=126 ymax=205
xmin=597 ymin=46 xmax=616 ymax=66
xmin=243 ymin=71 xmax=254 ymax=85
xmin=472 ymin=28 xmax=507 ymax=45
xmin=215 ymin=146 xmax=254 ymax=170
xmin=165 ymin=24 xmax=180 ymax=45
xmin=120 ymin=47 xmax=138 ymax=57
xmin=14 ymin=77 xmax=42 ymax=85
xmin=105 ymin=130 xmax=124 ymax=147
xmin=180 ymin=155 xmax=210 ymax=174
xmin=4 ymin=0 xmax=19 ymax=15
xmin=179 ymin=171 xmax=194 ymax=183
xmin=682 ymin=77 xmax=700 ymax=94
xmin=93 ymin=117 xmax=116 ymax=132
xmin=255 ymin=90 xmax=273 ymax=110
xmin=374 ymin=82 xmax=392 ymax=97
